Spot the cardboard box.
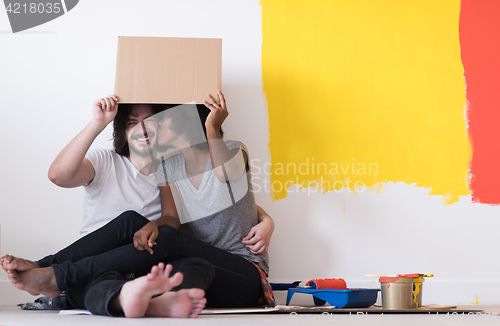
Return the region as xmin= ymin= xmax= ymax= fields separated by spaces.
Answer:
xmin=114 ymin=36 xmax=222 ymax=104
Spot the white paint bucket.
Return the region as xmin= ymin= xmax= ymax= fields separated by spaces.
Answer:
xmin=379 ymin=275 xmax=416 ymax=309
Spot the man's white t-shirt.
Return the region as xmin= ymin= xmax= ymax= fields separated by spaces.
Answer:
xmin=81 ymin=149 xmax=161 ymax=235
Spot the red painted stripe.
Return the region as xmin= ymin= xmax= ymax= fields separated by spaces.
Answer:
xmin=460 ymin=0 xmax=500 ymax=205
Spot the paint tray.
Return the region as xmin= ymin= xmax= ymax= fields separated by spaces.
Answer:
xmin=286 ymin=288 xmax=380 ymax=308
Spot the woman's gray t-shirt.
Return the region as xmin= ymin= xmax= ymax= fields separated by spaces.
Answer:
xmin=155 ymin=140 xmax=269 ymax=275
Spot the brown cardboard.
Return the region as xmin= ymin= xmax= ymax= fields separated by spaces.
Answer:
xmin=114 ymin=36 xmax=222 ymax=104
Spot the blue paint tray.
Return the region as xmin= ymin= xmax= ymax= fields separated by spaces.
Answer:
xmin=286 ymin=288 xmax=380 ymax=308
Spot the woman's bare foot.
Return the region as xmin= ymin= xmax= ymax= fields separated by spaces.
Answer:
xmin=118 ymin=263 xmax=184 ymax=318
xmin=9 ymin=267 xmax=60 ymax=298
xmin=146 ymin=288 xmax=206 ymax=318
xmin=1 ymin=255 xmax=39 ymax=272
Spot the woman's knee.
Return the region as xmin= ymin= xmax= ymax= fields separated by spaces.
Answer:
xmin=157 ymin=224 xmax=178 ymax=238
xmin=174 ymin=257 xmax=215 ymax=275
xmin=155 ymin=225 xmax=185 ymax=249
xmin=169 ymin=258 xmax=215 ymax=291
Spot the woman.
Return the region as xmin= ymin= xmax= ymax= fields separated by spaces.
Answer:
xmin=135 ymin=90 xmax=273 ymax=307
xmin=1 ymin=90 xmax=275 ymax=317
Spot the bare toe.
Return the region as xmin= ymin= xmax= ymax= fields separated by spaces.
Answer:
xmin=119 ymin=263 xmax=178 ymax=318
xmin=1 ymin=255 xmax=38 ymax=272
xmin=146 ymin=288 xmax=205 ymax=318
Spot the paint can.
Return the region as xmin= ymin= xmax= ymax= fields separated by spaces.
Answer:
xmin=379 ymin=274 xmax=417 ymax=309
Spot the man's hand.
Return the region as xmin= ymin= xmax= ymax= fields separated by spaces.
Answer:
xmin=47 ymin=95 xmax=119 ymax=188
xmin=93 ymin=95 xmax=119 ymax=126
xmin=241 ymin=217 xmax=274 ymax=255
xmin=133 ymin=221 xmax=159 ymax=254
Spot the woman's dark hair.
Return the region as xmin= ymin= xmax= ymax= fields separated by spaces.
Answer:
xmin=166 ymin=104 xmax=224 ymax=140
xmin=113 ymin=103 xmax=223 ymax=156
xmin=112 ymin=104 xmax=166 ymax=156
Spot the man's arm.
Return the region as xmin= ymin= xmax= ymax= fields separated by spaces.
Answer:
xmin=48 ymin=95 xmax=119 ymax=188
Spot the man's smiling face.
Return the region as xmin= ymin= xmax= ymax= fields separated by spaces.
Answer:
xmin=126 ymin=104 xmax=159 ymax=157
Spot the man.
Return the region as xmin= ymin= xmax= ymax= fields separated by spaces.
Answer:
xmin=48 ymin=96 xmax=164 ymax=235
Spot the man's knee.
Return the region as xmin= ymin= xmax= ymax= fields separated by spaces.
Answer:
xmin=117 ymin=210 xmax=143 ymax=220
xmin=114 ymin=210 xmax=149 ymax=226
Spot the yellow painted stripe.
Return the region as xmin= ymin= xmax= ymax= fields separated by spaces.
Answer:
xmin=261 ymin=0 xmax=471 ymax=203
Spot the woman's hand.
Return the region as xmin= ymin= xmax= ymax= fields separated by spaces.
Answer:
xmin=92 ymin=95 xmax=119 ymax=126
xmin=203 ymin=89 xmax=228 ymax=133
xmin=133 ymin=221 xmax=159 ymax=254
xmin=241 ymin=216 xmax=274 ymax=255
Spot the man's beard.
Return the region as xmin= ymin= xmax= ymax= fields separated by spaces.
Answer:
xmin=128 ymin=130 xmax=156 ymax=158
xmin=129 ymin=141 xmax=155 ymax=158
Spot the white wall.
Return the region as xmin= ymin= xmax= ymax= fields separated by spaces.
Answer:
xmin=1 ymin=0 xmax=499 ymax=306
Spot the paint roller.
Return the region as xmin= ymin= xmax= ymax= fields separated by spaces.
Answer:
xmin=305 ymin=278 xmax=347 ymax=290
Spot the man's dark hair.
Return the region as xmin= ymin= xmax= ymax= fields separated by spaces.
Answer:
xmin=113 ymin=104 xmax=166 ymax=156
xmin=113 ymin=103 xmax=223 ymax=156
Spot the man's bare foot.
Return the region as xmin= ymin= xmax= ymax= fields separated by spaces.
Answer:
xmin=118 ymin=263 xmax=184 ymax=318
xmin=146 ymin=288 xmax=206 ymax=318
xmin=1 ymin=255 xmax=39 ymax=272
xmin=9 ymin=267 xmax=60 ymax=298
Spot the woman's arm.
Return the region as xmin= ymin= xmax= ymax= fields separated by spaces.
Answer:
xmin=204 ymin=90 xmax=273 ymax=253
xmin=204 ymin=90 xmax=248 ymax=183
xmin=133 ymin=183 xmax=181 ymax=254
xmin=241 ymin=205 xmax=275 ymax=254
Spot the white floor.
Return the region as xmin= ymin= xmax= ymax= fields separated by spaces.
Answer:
xmin=1 ymin=305 xmax=500 ymax=326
